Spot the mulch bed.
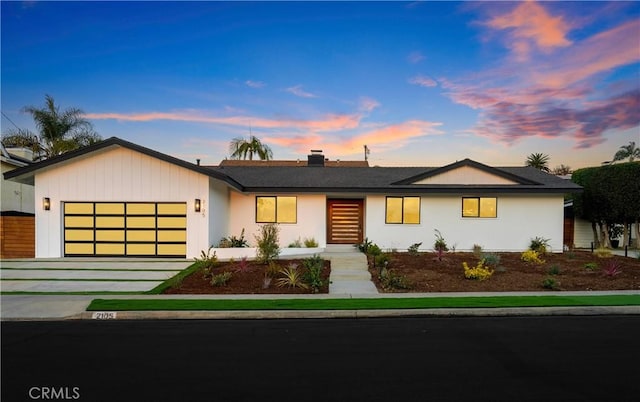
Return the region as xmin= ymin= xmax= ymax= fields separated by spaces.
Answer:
xmin=368 ymin=251 xmax=640 ymax=292
xmin=163 ymin=259 xmax=331 ymax=294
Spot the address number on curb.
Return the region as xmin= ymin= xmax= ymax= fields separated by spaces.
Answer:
xmin=92 ymin=312 xmax=117 ymax=320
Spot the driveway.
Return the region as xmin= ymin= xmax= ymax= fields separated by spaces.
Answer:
xmin=0 ymin=258 xmax=191 ymax=293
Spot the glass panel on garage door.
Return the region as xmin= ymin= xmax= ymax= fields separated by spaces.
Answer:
xmin=63 ymin=202 xmax=187 ymax=257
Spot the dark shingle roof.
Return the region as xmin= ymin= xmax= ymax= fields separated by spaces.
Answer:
xmin=4 ymin=137 xmax=582 ymax=194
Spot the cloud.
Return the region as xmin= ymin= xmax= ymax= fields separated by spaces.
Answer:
xmin=408 ymin=75 xmax=437 ymax=88
xmin=85 ymin=110 xmax=361 ymax=132
xmin=285 ymin=84 xmax=317 ymax=98
xmin=245 ymin=80 xmax=265 ymax=89
xmin=485 ymin=0 xmax=572 ymax=60
xmin=266 ymin=120 xmax=444 ymax=156
xmin=444 ymin=2 xmax=640 ymax=149
xmin=407 ymin=51 xmax=426 ymax=64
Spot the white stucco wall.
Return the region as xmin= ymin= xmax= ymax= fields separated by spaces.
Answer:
xmin=1 ymin=161 xmax=35 ymax=214
xmin=365 ymin=194 xmax=565 ymax=252
xmin=227 ymin=192 xmax=327 ymax=248
xmin=33 ymin=146 xmax=212 ymax=258
xmin=208 ymin=178 xmax=230 ymax=248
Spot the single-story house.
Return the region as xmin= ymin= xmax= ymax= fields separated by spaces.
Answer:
xmin=4 ymin=137 xmax=582 ymax=258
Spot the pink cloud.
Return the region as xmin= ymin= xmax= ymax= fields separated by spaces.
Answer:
xmin=444 ymin=5 xmax=640 ymax=149
xmin=85 ymin=111 xmax=360 ymax=132
xmin=485 ymin=1 xmax=572 ymax=60
xmin=533 ymin=19 xmax=640 ymax=88
xmin=408 ymin=75 xmax=437 ymax=88
xmin=266 ymin=120 xmax=443 ymax=156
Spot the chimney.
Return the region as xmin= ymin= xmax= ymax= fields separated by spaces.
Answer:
xmin=307 ymin=149 xmax=325 ymax=167
xmin=196 ymin=159 xmax=201 ymax=166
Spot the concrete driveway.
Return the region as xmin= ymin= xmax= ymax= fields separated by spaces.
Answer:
xmin=0 ymin=258 xmax=191 ymax=293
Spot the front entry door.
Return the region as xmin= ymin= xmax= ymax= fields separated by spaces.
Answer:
xmin=327 ymin=199 xmax=364 ymax=244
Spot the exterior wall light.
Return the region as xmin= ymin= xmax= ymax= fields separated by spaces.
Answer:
xmin=43 ymin=197 xmax=51 ymax=211
xmin=194 ymin=199 xmax=201 ymax=212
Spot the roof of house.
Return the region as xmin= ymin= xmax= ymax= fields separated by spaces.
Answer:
xmin=218 ymin=159 xmax=369 ymax=167
xmin=1 ymin=144 xmax=32 ymax=168
xmin=4 ymin=136 xmax=582 ymax=194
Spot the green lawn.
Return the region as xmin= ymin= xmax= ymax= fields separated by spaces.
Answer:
xmin=86 ymin=294 xmax=640 ymax=311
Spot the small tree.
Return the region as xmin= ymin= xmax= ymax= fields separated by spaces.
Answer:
xmin=255 ymin=223 xmax=280 ymax=264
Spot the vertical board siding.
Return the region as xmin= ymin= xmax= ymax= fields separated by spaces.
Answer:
xmin=0 ymin=216 xmax=35 ymax=258
xmin=34 ymin=147 xmax=210 ymax=258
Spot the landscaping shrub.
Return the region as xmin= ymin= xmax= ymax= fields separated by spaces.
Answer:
xmin=234 ymin=256 xmax=251 ymax=273
xmin=210 ymin=271 xmax=232 ymax=287
xmin=481 ymin=252 xmax=501 ymax=268
xmin=542 ymin=277 xmax=559 ymax=290
xmin=194 ymin=246 xmax=219 ymax=279
xmin=303 ymin=237 xmax=319 ymax=248
xmin=473 ymin=244 xmax=483 ymax=258
xmin=602 ymin=260 xmax=622 ymax=277
xmin=594 ymin=247 xmax=613 ymax=258
xmin=584 ymin=262 xmax=598 ymax=271
xmin=408 ymin=242 xmax=422 ymax=256
xmin=548 ymin=265 xmax=561 ymax=276
xmin=374 ymin=253 xmax=390 ymax=270
xmin=434 ymin=229 xmax=448 ymax=252
xmin=463 ymin=260 xmax=494 ymax=281
xmin=529 ymin=236 xmax=551 ymax=254
xmin=356 ymin=238 xmax=373 ymax=253
xmin=255 ymin=223 xmax=280 ymax=264
xmin=379 ymin=267 xmax=410 ymax=290
xmin=218 ymin=229 xmax=249 ymax=248
xmin=288 ymin=238 xmax=303 ymax=248
xmin=302 ymin=254 xmax=326 ymax=293
xmin=521 ymin=249 xmax=545 ymax=264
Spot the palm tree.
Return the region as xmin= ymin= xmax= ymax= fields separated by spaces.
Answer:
xmin=1 ymin=95 xmax=101 ymax=160
xmin=525 ymin=153 xmax=550 ymax=172
xmin=612 ymin=141 xmax=640 ymax=163
xmin=228 ymin=135 xmax=273 ymax=160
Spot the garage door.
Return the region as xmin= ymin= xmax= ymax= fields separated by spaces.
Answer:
xmin=64 ymin=202 xmax=187 ymax=257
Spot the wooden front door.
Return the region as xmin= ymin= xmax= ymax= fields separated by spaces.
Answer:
xmin=327 ymin=199 xmax=364 ymax=244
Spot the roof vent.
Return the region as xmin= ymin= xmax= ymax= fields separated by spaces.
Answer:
xmin=307 ymin=150 xmax=325 ymax=167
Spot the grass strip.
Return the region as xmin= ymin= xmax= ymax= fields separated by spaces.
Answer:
xmin=145 ymin=262 xmax=200 ymax=295
xmin=86 ymin=294 xmax=640 ymax=312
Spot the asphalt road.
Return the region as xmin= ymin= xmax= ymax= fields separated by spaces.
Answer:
xmin=2 ymin=316 xmax=639 ymax=402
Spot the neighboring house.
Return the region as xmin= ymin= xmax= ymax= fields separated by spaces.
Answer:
xmin=4 ymin=137 xmax=582 ymax=259
xmin=564 ymin=200 xmax=637 ymax=249
xmin=1 ymin=144 xmax=35 ymax=258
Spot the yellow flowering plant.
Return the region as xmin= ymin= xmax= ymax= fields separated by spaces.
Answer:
xmin=463 ymin=260 xmax=494 ymax=281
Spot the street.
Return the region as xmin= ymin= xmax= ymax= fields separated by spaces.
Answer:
xmin=3 ymin=316 xmax=639 ymax=401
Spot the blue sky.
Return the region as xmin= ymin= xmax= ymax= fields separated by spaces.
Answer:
xmin=2 ymin=1 xmax=639 ymax=169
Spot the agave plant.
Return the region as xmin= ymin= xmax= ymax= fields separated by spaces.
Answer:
xmin=276 ymin=263 xmax=308 ymax=289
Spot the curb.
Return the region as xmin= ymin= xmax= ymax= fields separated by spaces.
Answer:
xmin=77 ymin=305 xmax=640 ymax=320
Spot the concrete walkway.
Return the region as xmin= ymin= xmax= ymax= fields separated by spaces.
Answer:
xmin=322 ymin=247 xmax=378 ymax=294
xmin=0 ymin=258 xmax=190 ymax=292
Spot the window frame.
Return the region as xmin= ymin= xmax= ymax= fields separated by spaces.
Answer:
xmin=461 ymin=197 xmax=497 ymax=218
xmin=385 ymin=196 xmax=421 ymax=224
xmin=255 ymin=196 xmax=297 ymax=224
